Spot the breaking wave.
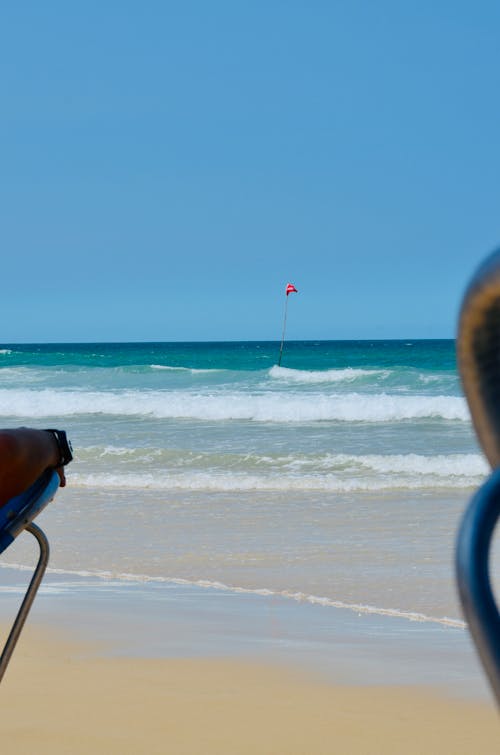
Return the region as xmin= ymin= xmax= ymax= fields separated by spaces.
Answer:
xmin=77 ymin=446 xmax=487 ymax=478
xmin=150 ymin=364 xmax=223 ymax=373
xmin=70 ymin=469 xmax=484 ymax=493
xmin=70 ymin=449 xmax=487 ymax=492
xmin=269 ymin=365 xmax=389 ymax=383
xmin=0 ymin=388 xmax=469 ymax=423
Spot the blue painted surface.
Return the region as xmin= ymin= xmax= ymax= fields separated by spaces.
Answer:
xmin=0 ymin=470 xmax=59 ymax=554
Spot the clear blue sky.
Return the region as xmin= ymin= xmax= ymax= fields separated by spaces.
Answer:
xmin=1 ymin=1 xmax=499 ymax=342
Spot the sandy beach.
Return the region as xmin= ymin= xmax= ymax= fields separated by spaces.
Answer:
xmin=0 ymin=624 xmax=497 ymax=755
xmin=0 ymin=569 xmax=497 ymax=754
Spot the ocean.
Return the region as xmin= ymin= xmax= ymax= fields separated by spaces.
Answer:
xmin=0 ymin=340 xmax=492 ymax=630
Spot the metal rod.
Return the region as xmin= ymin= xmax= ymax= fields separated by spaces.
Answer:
xmin=456 ymin=469 xmax=500 ymax=706
xmin=0 ymin=523 xmax=50 ymax=684
xmin=278 ymin=295 xmax=289 ymax=367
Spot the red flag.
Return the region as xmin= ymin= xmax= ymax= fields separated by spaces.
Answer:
xmin=286 ymin=283 xmax=298 ymax=296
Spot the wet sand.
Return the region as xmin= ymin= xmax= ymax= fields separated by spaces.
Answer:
xmin=0 ymin=569 xmax=498 ymax=753
xmin=0 ymin=625 xmax=497 ymax=755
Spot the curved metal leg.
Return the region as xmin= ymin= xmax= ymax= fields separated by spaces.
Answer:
xmin=0 ymin=524 xmax=50 ymax=684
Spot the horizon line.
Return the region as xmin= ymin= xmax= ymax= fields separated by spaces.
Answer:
xmin=0 ymin=337 xmax=456 ymax=346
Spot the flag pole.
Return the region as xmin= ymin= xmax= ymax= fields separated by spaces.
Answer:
xmin=278 ymin=293 xmax=289 ymax=367
xmin=278 ymin=284 xmax=297 ymax=366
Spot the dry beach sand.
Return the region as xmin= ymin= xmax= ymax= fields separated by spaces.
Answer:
xmin=0 ymin=623 xmax=497 ymax=755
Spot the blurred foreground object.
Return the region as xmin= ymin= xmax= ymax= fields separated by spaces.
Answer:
xmin=456 ymin=249 xmax=500 ymax=706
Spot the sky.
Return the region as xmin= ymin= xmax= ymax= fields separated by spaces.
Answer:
xmin=1 ymin=1 xmax=499 ymax=342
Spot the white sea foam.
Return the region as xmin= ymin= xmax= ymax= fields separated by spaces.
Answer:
xmin=0 ymin=388 xmax=470 ymax=423
xmin=237 ymin=451 xmax=484 ymax=476
xmin=150 ymin=364 xmax=222 ymax=373
xmin=69 ymin=466 xmax=483 ymax=492
xmin=418 ymin=374 xmax=442 ymax=384
xmin=351 ymin=453 xmax=488 ymax=477
xmin=0 ymin=349 xmax=12 ymax=355
xmin=270 ymin=365 xmax=389 ymax=383
xmin=282 ymin=451 xmax=487 ymax=480
xmin=0 ymin=562 xmax=466 ymax=629
xmin=77 ymin=447 xmax=488 ymax=481
xmin=97 ymin=445 xmax=142 ymax=457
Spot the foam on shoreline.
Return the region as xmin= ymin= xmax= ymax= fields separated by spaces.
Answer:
xmin=0 ymin=564 xmax=482 ymax=697
xmin=0 ymin=560 xmax=466 ymax=629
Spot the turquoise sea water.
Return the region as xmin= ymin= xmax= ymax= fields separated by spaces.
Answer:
xmin=0 ymin=340 xmax=491 ymax=626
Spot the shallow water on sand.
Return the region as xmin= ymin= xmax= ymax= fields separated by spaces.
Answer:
xmin=1 ymin=340 xmax=497 ymax=627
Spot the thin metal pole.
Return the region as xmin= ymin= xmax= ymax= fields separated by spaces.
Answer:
xmin=278 ymin=295 xmax=289 ymax=367
xmin=0 ymin=523 xmax=50 ymax=684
